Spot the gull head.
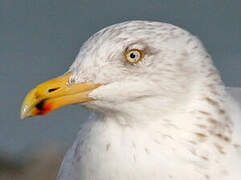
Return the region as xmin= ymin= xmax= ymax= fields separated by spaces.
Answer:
xmin=21 ymin=21 xmax=220 ymax=119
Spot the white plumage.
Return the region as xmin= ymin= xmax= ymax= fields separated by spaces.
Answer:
xmin=58 ymin=21 xmax=241 ymax=180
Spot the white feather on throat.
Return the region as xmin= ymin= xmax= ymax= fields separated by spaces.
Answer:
xmin=58 ymin=21 xmax=241 ymax=180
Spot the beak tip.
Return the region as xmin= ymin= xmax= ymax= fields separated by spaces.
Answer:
xmin=20 ymin=112 xmax=26 ymax=120
xmin=20 ymin=111 xmax=27 ymax=119
xmin=20 ymin=104 xmax=30 ymax=119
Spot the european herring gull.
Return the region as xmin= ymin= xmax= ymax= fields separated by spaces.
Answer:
xmin=21 ymin=21 xmax=241 ymax=180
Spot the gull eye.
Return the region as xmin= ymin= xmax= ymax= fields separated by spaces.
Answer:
xmin=125 ymin=49 xmax=144 ymax=64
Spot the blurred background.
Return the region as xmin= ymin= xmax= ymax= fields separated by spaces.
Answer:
xmin=0 ymin=0 xmax=240 ymax=179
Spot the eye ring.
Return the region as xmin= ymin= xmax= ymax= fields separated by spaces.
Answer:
xmin=125 ymin=49 xmax=144 ymax=64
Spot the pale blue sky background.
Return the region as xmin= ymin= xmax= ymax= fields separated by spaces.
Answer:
xmin=0 ymin=0 xmax=240 ymax=157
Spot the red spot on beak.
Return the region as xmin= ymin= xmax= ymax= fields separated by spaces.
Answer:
xmin=41 ymin=102 xmax=52 ymax=115
xmin=34 ymin=102 xmax=53 ymax=115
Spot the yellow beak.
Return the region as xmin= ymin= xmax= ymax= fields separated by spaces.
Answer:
xmin=20 ymin=73 xmax=101 ymax=119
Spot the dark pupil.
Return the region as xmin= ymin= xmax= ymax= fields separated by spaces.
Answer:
xmin=130 ymin=53 xmax=136 ymax=59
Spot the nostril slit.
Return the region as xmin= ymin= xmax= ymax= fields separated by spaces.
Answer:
xmin=48 ymin=87 xmax=60 ymax=93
